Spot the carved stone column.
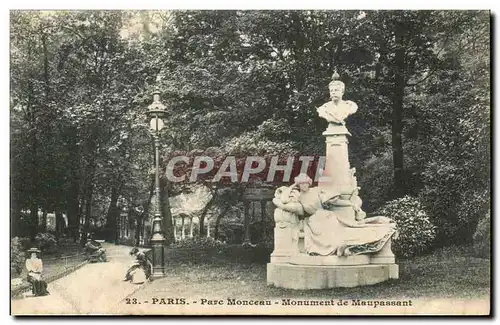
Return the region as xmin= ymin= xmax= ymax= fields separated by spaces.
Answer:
xmin=189 ymin=217 xmax=193 ymax=238
xmin=206 ymin=218 xmax=211 ymax=238
xmin=173 ymin=217 xmax=177 ymax=240
xmin=181 ymin=215 xmax=185 ymax=239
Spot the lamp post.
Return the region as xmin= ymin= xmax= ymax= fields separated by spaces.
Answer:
xmin=146 ymin=88 xmax=167 ymax=278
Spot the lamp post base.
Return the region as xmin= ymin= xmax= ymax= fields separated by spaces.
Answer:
xmin=151 ymin=271 xmax=165 ymax=279
xmin=150 ymin=234 xmax=166 ymax=279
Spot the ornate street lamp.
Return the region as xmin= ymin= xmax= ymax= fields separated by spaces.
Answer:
xmin=146 ymin=88 xmax=167 ymax=278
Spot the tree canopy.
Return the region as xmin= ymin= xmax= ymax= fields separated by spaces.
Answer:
xmin=10 ymin=10 xmax=490 ymax=247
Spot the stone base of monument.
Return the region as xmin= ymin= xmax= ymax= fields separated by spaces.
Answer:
xmin=267 ymin=262 xmax=399 ymax=290
xmin=289 ymin=254 xmax=371 ymax=266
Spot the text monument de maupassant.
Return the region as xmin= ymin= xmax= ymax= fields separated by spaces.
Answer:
xmin=267 ymin=73 xmax=399 ymax=289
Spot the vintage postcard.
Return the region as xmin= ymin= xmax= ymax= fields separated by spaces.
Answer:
xmin=9 ymin=9 xmax=491 ymax=316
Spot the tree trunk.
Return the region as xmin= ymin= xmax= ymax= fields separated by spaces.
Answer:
xmin=25 ymin=42 xmax=39 ymax=242
xmin=41 ymin=27 xmax=53 ymax=238
xmin=243 ymin=200 xmax=251 ymax=244
xmin=81 ymin=161 xmax=95 ymax=245
xmin=40 ymin=209 xmax=47 ymax=233
xmin=66 ymin=129 xmax=80 ymax=242
xmin=392 ymin=25 xmax=406 ymax=198
xmin=55 ymin=209 xmax=64 ymax=239
xmin=81 ymin=132 xmax=97 ymax=245
xmin=29 ymin=128 xmax=38 ymax=240
xmin=261 ymin=200 xmax=267 ymax=242
xmin=126 ymin=204 xmax=132 ymax=239
xmin=54 ymin=187 xmax=63 ymax=239
xmin=39 ymin=208 xmax=47 ymax=232
xmin=199 ymin=190 xmax=217 ymax=237
xmin=159 ymin=176 xmax=175 ymax=245
xmin=68 ymin=180 xmax=80 ymax=241
xmin=135 ymin=214 xmax=142 ymax=247
xmin=214 ymin=205 xmax=231 ymax=240
xmin=106 ymin=186 xmax=120 ymax=243
xmin=82 ymin=183 xmax=93 ymax=244
xmin=29 ymin=204 xmax=38 ymax=240
xmin=77 ymin=196 xmax=85 ymax=243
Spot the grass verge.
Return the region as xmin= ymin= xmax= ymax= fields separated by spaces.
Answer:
xmin=133 ymin=245 xmax=490 ymax=301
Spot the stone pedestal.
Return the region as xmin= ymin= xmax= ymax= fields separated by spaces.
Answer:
xmin=270 ymin=226 xmax=300 ymax=263
xmin=267 ymin=238 xmax=399 ymax=289
xmin=267 ymin=263 xmax=399 ymax=290
xmin=289 ymin=254 xmax=370 ymax=266
xmin=319 ymin=127 xmax=352 ymax=191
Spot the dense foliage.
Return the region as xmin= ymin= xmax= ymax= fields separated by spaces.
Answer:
xmin=376 ymin=196 xmax=437 ymax=258
xmin=10 ymin=10 xmax=490 ymax=252
xmin=10 ymin=237 xmax=25 ymax=276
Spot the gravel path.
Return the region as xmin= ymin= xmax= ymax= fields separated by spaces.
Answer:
xmin=11 ymin=243 xmax=145 ymax=315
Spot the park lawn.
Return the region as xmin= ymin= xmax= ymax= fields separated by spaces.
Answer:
xmin=133 ymin=245 xmax=490 ymax=301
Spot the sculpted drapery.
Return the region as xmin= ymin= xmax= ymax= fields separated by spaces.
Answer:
xmin=273 ymin=174 xmax=397 ymax=257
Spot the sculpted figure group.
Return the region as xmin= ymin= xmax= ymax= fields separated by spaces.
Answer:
xmin=273 ymin=173 xmax=397 ymax=257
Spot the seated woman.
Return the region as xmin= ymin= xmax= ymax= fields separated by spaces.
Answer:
xmin=124 ymin=247 xmax=151 ymax=284
xmin=84 ymin=238 xmax=107 ymax=262
xmin=273 ymin=173 xmax=397 ymax=257
xmin=25 ymin=248 xmax=50 ymax=297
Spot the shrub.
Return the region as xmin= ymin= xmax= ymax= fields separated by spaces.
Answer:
xmin=34 ymin=232 xmax=58 ymax=253
xmin=171 ymin=236 xmax=225 ymax=250
xmin=473 ymin=210 xmax=490 ymax=259
xmin=17 ymin=236 xmax=31 ymax=251
xmin=10 ymin=237 xmax=25 ymax=276
xmin=376 ymin=196 xmax=436 ymax=258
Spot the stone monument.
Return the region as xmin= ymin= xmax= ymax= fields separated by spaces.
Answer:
xmin=267 ymin=72 xmax=399 ymax=289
